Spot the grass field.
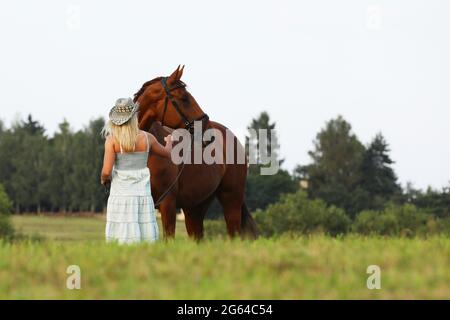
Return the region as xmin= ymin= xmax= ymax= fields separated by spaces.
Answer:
xmin=11 ymin=214 xmax=188 ymax=241
xmin=1 ymin=215 xmax=449 ymax=299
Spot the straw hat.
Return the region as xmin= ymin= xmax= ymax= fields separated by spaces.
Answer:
xmin=108 ymin=98 xmax=139 ymax=125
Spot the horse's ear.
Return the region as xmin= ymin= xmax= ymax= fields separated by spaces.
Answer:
xmin=167 ymin=65 xmax=181 ymax=85
xmin=178 ymin=65 xmax=185 ymax=80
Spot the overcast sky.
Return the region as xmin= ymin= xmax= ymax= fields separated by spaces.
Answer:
xmin=0 ymin=0 xmax=449 ymax=189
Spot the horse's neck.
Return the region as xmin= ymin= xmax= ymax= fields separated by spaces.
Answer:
xmin=159 ymin=124 xmax=175 ymax=133
xmin=149 ymin=121 xmax=173 ymax=145
xmin=187 ymin=97 xmax=207 ymax=123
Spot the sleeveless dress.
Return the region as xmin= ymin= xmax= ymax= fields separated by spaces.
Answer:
xmin=105 ymin=133 xmax=159 ymax=244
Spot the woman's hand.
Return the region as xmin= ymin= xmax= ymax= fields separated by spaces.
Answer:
xmin=101 ymin=178 xmax=111 ymax=196
xmin=149 ymin=133 xmax=173 ymax=159
xmin=164 ymin=134 xmax=173 ymax=154
xmin=101 ymin=177 xmax=111 ymax=186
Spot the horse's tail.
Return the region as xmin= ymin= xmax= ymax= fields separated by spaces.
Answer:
xmin=241 ymin=202 xmax=258 ymax=239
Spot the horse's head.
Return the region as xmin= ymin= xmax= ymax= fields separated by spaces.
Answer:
xmin=134 ymin=65 xmax=207 ymax=132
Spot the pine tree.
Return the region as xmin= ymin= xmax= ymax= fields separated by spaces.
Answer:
xmin=361 ymin=133 xmax=401 ymax=210
xmin=68 ymin=131 xmax=89 ymax=211
xmin=241 ymin=112 xmax=296 ymax=212
xmin=305 ymin=116 xmax=366 ymax=217
xmin=245 ymin=111 xmax=282 ymax=174
xmin=9 ymin=115 xmax=47 ymax=212
xmin=0 ymin=126 xmax=15 ymax=200
xmin=0 ymin=183 xmax=14 ymax=239
xmin=41 ymin=120 xmax=73 ymax=212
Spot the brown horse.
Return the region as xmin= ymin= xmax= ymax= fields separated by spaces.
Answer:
xmin=134 ymin=66 xmax=257 ymax=239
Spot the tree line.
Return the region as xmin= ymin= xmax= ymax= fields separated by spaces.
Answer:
xmin=0 ymin=113 xmax=449 ymax=220
xmin=0 ymin=115 xmax=105 ymax=213
xmin=238 ymin=113 xmax=450 ymax=231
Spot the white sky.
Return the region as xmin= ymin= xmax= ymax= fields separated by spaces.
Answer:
xmin=0 ymin=0 xmax=449 ymax=189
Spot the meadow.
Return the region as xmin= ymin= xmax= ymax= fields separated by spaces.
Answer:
xmin=0 ymin=215 xmax=449 ymax=299
xmin=11 ymin=214 xmax=188 ymax=242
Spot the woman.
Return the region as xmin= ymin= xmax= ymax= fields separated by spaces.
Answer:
xmin=101 ymin=97 xmax=172 ymax=244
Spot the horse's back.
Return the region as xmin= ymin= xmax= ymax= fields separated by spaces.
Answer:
xmin=147 ymin=120 xmax=246 ymax=207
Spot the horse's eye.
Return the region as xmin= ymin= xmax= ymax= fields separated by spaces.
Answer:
xmin=181 ymin=95 xmax=189 ymax=103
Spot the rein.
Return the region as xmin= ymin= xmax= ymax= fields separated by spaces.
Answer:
xmin=128 ymin=77 xmax=209 ymax=207
xmin=153 ymin=162 xmax=185 ymax=207
xmin=153 ymin=77 xmax=208 ymax=206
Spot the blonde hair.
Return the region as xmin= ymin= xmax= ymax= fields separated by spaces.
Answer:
xmin=102 ymin=112 xmax=139 ymax=152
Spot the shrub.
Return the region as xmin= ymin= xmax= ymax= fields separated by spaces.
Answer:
xmin=323 ymin=206 xmax=352 ymax=236
xmin=353 ymin=204 xmax=428 ymax=236
xmin=204 ymin=219 xmax=228 ymax=239
xmin=254 ymin=191 xmax=351 ymax=237
xmin=246 ymin=169 xmax=298 ymax=212
xmin=353 ymin=210 xmax=398 ymax=236
xmin=0 ymin=184 xmax=14 ymax=240
xmin=436 ymin=216 xmax=450 ymax=236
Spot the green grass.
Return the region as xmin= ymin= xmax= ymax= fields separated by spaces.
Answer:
xmin=2 ymin=215 xmax=450 ymax=299
xmin=12 ymin=214 xmax=188 ymax=241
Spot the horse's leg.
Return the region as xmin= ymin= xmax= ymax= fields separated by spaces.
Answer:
xmin=183 ymin=197 xmax=214 ymax=240
xmin=183 ymin=209 xmax=205 ymax=240
xmin=217 ymin=190 xmax=243 ymax=237
xmin=158 ymin=194 xmax=177 ymax=239
xmin=215 ymin=161 xmax=248 ymax=238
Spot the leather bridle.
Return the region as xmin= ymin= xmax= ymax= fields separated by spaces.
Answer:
xmin=150 ymin=77 xmax=210 ymax=207
xmin=160 ymin=77 xmax=209 ymax=134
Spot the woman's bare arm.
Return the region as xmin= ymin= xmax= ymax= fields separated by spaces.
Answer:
xmin=101 ymin=136 xmax=116 ymax=185
xmin=148 ymin=133 xmax=173 ymax=159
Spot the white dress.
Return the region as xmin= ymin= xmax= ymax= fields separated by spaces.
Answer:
xmin=105 ymin=133 xmax=159 ymax=244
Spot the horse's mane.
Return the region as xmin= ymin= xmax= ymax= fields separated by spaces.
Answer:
xmin=133 ymin=77 xmax=162 ymax=102
xmin=133 ymin=77 xmax=188 ymax=103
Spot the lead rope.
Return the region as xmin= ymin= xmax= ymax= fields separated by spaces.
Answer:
xmin=152 ymin=131 xmax=184 ymax=207
xmin=153 ymin=162 xmax=185 ymax=207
